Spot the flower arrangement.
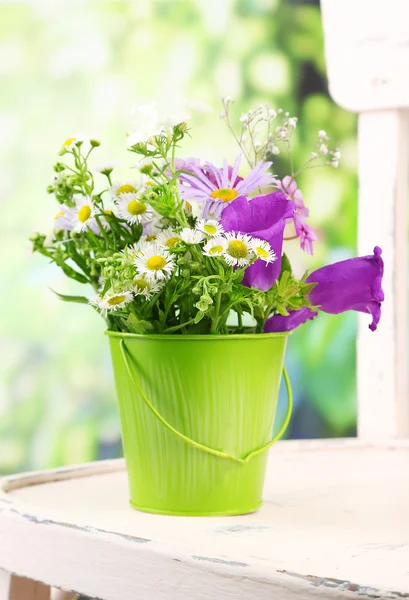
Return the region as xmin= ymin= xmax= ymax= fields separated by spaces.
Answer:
xmin=30 ymin=98 xmax=384 ymax=336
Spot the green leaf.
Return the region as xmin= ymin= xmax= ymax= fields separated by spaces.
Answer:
xmin=59 ymin=262 xmax=89 ymax=283
xmin=280 ymin=253 xmax=292 ymax=277
xmin=50 ymin=289 xmax=89 ymax=304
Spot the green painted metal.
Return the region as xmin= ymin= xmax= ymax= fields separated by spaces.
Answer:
xmin=107 ymin=331 xmax=292 ymax=516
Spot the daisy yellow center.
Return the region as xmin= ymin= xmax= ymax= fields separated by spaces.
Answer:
xmin=107 ymin=294 xmax=127 ymax=306
xmin=210 ymin=188 xmax=238 ymax=202
xmin=146 ymin=234 xmax=157 ymax=242
xmin=64 ymin=137 xmax=76 ymax=146
xmin=165 ymin=237 xmax=180 ymax=248
xmin=78 ymin=205 xmax=92 ymax=223
xmin=209 ymin=245 xmax=223 ymax=255
xmin=127 ymin=200 xmax=146 ymax=216
xmin=146 ymin=255 xmax=166 ymax=270
xmin=133 ymin=278 xmax=149 ymax=290
xmin=117 ymin=184 xmax=137 ymax=195
xmin=204 ymin=224 xmax=217 ymax=234
xmin=255 ymin=246 xmax=269 ymax=259
xmin=228 ymin=239 xmax=248 ymax=259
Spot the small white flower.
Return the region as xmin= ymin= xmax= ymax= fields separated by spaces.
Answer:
xmin=121 ymin=241 xmax=146 ymax=262
xmin=110 ymin=180 xmax=140 ymax=198
xmin=127 ymin=103 xmax=189 ymax=147
xmin=91 ymin=290 xmax=133 ymax=313
xmin=132 ymin=275 xmax=164 ymax=299
xmin=55 ymin=195 xmax=99 ymax=234
xmin=250 ymin=238 xmax=277 ymax=264
xmin=223 ymin=232 xmax=255 ymax=267
xmin=133 ymin=243 xmax=176 ymax=282
xmin=319 ymin=144 xmax=328 ymax=155
xmin=61 ymin=134 xmax=85 ymax=150
xmin=202 ymin=236 xmax=228 ymax=257
xmin=179 ymin=228 xmax=204 ymax=245
xmin=310 ymin=151 xmax=319 ymax=159
xmin=156 ymin=228 xmax=181 ymax=249
xmin=268 ymin=109 xmax=277 ymax=118
xmin=134 ymin=157 xmax=154 ymax=174
xmin=95 ymin=163 xmax=116 ymax=176
xmin=271 ymin=145 xmax=280 ymax=155
xmin=115 ymin=193 xmax=152 ymax=225
xmin=196 ymin=219 xmax=224 ymax=237
xmin=287 ymin=117 xmax=298 ymax=128
xmin=240 ymin=113 xmax=249 ymax=123
xmin=333 ymin=149 xmax=341 ymax=160
xmin=222 ymin=96 xmax=233 ymax=106
xmin=318 ymin=130 xmax=328 ymax=140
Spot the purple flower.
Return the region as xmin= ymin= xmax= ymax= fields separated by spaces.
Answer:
xmin=179 ymin=154 xmax=274 ymax=219
xmin=279 ymin=176 xmax=309 ymax=218
xmin=278 ymin=176 xmax=317 ymax=255
xmin=294 ymin=214 xmax=318 ymax=256
xmin=264 ymin=247 xmax=384 ymax=333
xmin=264 ymin=307 xmax=317 ymax=332
xmin=221 ymin=192 xmax=295 ymax=291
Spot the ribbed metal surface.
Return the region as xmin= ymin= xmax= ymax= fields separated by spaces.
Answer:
xmin=108 ymin=333 xmax=288 ymax=515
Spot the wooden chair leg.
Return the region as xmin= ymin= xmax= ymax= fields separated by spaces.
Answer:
xmin=0 ymin=570 xmax=50 ymax=600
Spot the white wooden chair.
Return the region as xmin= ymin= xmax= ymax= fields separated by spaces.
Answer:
xmin=0 ymin=2 xmax=408 ymax=598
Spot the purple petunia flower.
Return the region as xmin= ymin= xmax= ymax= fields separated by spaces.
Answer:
xmin=264 ymin=246 xmax=384 ymax=333
xmin=178 ymin=154 xmax=274 ymax=219
xmin=221 ymin=192 xmax=295 ymax=291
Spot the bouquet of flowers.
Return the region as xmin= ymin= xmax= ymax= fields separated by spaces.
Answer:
xmin=30 ymin=98 xmax=384 ymax=336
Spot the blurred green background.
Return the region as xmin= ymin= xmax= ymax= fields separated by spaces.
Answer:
xmin=0 ymin=0 xmax=357 ymax=475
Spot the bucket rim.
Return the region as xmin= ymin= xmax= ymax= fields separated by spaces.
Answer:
xmin=105 ymin=330 xmax=291 ymax=341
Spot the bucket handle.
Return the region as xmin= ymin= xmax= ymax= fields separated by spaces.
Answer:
xmin=120 ymin=339 xmax=293 ymax=465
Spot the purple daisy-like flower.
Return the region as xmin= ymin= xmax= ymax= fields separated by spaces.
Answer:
xmin=221 ymin=191 xmax=295 ymax=291
xmin=264 ymin=246 xmax=384 ymax=333
xmin=179 ymin=154 xmax=274 ymax=219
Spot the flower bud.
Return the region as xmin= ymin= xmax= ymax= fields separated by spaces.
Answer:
xmin=90 ymin=138 xmax=101 ymax=148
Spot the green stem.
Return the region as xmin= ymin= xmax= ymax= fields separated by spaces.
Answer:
xmin=162 ymin=318 xmax=195 ymax=334
xmin=211 ymin=291 xmax=222 ymax=334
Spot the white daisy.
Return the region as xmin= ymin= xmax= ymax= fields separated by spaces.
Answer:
xmin=95 ymin=163 xmax=117 ymax=176
xmin=132 ymin=275 xmax=164 ymax=299
xmin=55 ymin=196 xmax=99 ymax=234
xmin=250 ymin=238 xmax=277 ymax=264
xmin=223 ymin=232 xmax=255 ymax=267
xmin=179 ymin=228 xmax=204 ymax=245
xmin=156 ymin=228 xmax=182 ymax=249
xmin=91 ymin=290 xmax=133 ymax=312
xmin=202 ymin=236 xmax=228 ymax=257
xmin=61 ymin=134 xmax=85 ymax=150
xmin=110 ymin=180 xmax=140 ymax=198
xmin=133 ymin=243 xmax=176 ymax=282
xmin=115 ymin=193 xmax=152 ymax=225
xmin=195 ymin=219 xmax=224 ymax=237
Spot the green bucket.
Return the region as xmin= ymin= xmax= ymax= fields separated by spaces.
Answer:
xmin=107 ymin=331 xmax=292 ymax=516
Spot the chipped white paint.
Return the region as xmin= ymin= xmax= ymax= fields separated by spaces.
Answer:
xmin=321 ymin=0 xmax=409 ymax=439
xmin=321 ymin=0 xmax=409 ymax=112
xmin=0 ymin=440 xmax=408 ymax=600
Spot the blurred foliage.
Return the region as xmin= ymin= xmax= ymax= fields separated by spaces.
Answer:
xmin=0 ymin=0 xmax=357 ymax=474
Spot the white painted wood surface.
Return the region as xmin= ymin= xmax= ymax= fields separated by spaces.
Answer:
xmin=0 ymin=440 xmax=408 ymax=600
xmin=357 ymin=110 xmax=409 ymax=439
xmin=321 ymin=0 xmax=409 ymax=112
